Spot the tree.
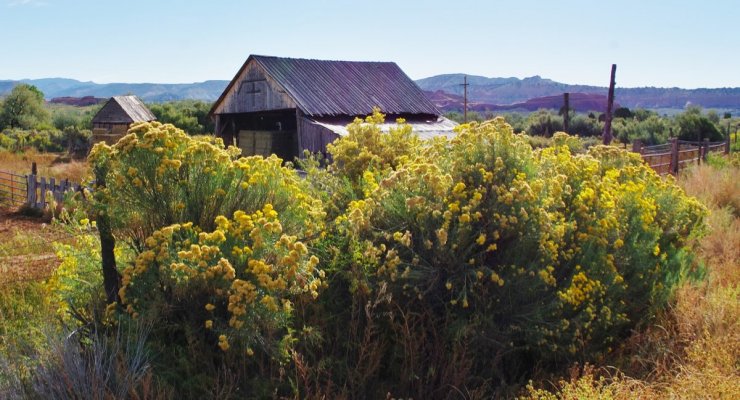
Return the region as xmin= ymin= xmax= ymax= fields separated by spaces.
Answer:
xmin=614 ymin=107 xmax=633 ymax=119
xmin=674 ymin=106 xmax=723 ymax=142
xmin=0 ymin=84 xmax=50 ymax=129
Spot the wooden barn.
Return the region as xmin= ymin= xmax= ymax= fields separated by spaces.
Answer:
xmin=209 ymin=55 xmax=456 ymax=160
xmin=91 ymin=95 xmax=156 ymax=144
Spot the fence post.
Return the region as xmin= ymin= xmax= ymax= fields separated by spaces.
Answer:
xmin=39 ymin=177 xmax=47 ymax=208
xmin=631 ymin=139 xmax=643 ymax=154
xmin=703 ymin=138 xmax=710 ymax=162
xmin=670 ymin=137 xmax=679 ymax=175
xmin=727 ymin=133 xmax=731 ymax=154
xmin=26 ymin=174 xmax=35 ymax=207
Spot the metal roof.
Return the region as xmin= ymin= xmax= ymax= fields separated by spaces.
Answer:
xmin=305 ymin=115 xmax=457 ymax=140
xmin=212 ymin=55 xmax=441 ymax=117
xmin=92 ymin=95 xmax=156 ymax=124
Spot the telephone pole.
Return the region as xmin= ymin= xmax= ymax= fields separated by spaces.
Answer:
xmin=461 ymin=75 xmax=469 ymax=123
xmin=603 ymin=64 xmax=617 ymax=145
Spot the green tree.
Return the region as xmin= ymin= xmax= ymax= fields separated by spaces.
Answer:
xmin=675 ymin=106 xmax=723 ymax=142
xmin=0 ymin=84 xmax=50 ymax=129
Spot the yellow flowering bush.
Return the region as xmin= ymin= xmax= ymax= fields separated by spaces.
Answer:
xmin=118 ymin=205 xmax=324 ymax=355
xmin=329 ymin=116 xmax=705 ymax=384
xmin=326 ymin=107 xmax=420 ymax=187
xmin=88 ymin=122 xmax=323 ymax=245
xmin=87 ymin=122 xmax=325 ymax=373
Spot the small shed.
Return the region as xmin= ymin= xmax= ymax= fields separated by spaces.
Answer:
xmin=91 ymin=95 xmax=156 ymax=144
xmin=209 ymin=55 xmax=455 ymax=160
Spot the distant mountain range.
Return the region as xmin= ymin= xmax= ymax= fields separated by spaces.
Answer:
xmin=416 ymin=74 xmax=740 ymax=112
xmin=0 ymin=78 xmax=228 ymax=102
xmin=1 ymin=75 xmax=740 ymax=113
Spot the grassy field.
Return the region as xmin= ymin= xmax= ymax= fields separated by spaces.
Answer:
xmin=0 ymin=150 xmax=89 ymax=183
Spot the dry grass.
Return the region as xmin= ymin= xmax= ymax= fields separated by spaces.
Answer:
xmin=0 ymin=149 xmax=89 ymax=183
xmin=681 ymin=163 xmax=740 ymax=216
xmin=525 ymin=161 xmax=740 ymax=399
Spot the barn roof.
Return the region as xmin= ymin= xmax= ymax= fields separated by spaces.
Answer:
xmin=212 ymin=55 xmax=441 ymax=117
xmin=92 ymin=95 xmax=156 ymax=124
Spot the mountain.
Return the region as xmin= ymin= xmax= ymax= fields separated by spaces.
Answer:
xmin=0 ymin=78 xmax=229 ymax=102
xmin=424 ymin=90 xmax=617 ymax=113
xmin=417 ymin=73 xmax=740 ymax=111
xmin=2 ymin=75 xmax=739 ymax=113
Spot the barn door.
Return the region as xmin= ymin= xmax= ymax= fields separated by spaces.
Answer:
xmin=238 ymin=130 xmax=272 ymax=156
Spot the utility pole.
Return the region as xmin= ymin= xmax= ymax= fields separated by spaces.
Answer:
xmin=603 ymin=64 xmax=617 ymax=145
xmin=563 ymin=92 xmax=570 ymax=133
xmin=461 ymin=75 xmax=469 ymax=123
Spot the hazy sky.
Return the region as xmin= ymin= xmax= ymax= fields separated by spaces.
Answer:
xmin=1 ymin=0 xmax=738 ymax=88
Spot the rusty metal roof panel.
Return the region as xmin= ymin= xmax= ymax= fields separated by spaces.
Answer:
xmin=251 ymin=55 xmax=440 ymax=117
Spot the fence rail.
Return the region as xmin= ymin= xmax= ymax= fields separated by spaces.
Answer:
xmin=0 ymin=167 xmax=80 ymax=210
xmin=0 ymin=170 xmax=27 ymax=208
xmin=633 ymin=137 xmax=731 ymax=176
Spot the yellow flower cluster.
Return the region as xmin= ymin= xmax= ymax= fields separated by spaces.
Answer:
xmin=119 ymin=205 xmax=324 ymax=352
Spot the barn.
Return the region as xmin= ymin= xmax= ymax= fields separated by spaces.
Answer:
xmin=91 ymin=95 xmax=157 ymax=144
xmin=209 ymin=55 xmax=456 ymax=160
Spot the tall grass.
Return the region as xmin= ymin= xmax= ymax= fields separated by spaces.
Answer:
xmin=0 ymin=322 xmax=164 ymax=399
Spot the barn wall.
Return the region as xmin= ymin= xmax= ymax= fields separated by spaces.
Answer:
xmin=298 ymin=116 xmax=340 ymax=157
xmin=214 ymin=62 xmax=296 ymax=115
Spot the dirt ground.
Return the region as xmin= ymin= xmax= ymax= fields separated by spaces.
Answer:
xmin=0 ymin=208 xmax=66 ymax=285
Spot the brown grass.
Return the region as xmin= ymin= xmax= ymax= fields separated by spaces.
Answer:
xmin=681 ymin=163 xmax=740 ymax=216
xmin=0 ymin=149 xmax=89 ymax=183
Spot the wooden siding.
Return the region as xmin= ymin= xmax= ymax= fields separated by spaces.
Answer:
xmin=213 ymin=61 xmax=296 ymax=115
xmin=298 ymin=114 xmax=340 ymax=156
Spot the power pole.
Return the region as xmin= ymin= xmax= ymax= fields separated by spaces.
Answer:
xmin=603 ymin=64 xmax=617 ymax=145
xmin=461 ymin=75 xmax=469 ymax=123
xmin=563 ymin=92 xmax=570 ymax=133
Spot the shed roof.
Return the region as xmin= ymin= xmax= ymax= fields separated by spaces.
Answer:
xmin=92 ymin=95 xmax=156 ymax=124
xmin=305 ymin=115 xmax=457 ymax=140
xmin=212 ymin=55 xmax=441 ymax=117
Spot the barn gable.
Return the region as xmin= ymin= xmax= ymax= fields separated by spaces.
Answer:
xmin=211 ymin=58 xmax=297 ymax=115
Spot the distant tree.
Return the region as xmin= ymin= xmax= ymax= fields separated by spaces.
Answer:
xmin=614 ymin=107 xmax=633 ymax=119
xmin=0 ymin=84 xmax=50 ymax=129
xmin=723 ymin=112 xmax=732 ymax=119
xmin=674 ymin=107 xmax=723 ymax=142
xmin=706 ymin=110 xmax=720 ymax=124
xmin=633 ymin=108 xmax=656 ymax=122
xmin=148 ymin=100 xmax=214 ymax=135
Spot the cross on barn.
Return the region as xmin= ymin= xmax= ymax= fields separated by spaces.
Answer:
xmin=209 ymin=55 xmax=456 ymax=160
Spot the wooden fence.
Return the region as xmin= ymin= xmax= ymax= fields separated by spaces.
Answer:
xmin=0 ymin=168 xmax=81 ymax=210
xmin=634 ymin=137 xmax=730 ymax=176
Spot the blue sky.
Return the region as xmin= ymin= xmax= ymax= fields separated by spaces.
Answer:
xmin=1 ymin=0 xmax=738 ymax=88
